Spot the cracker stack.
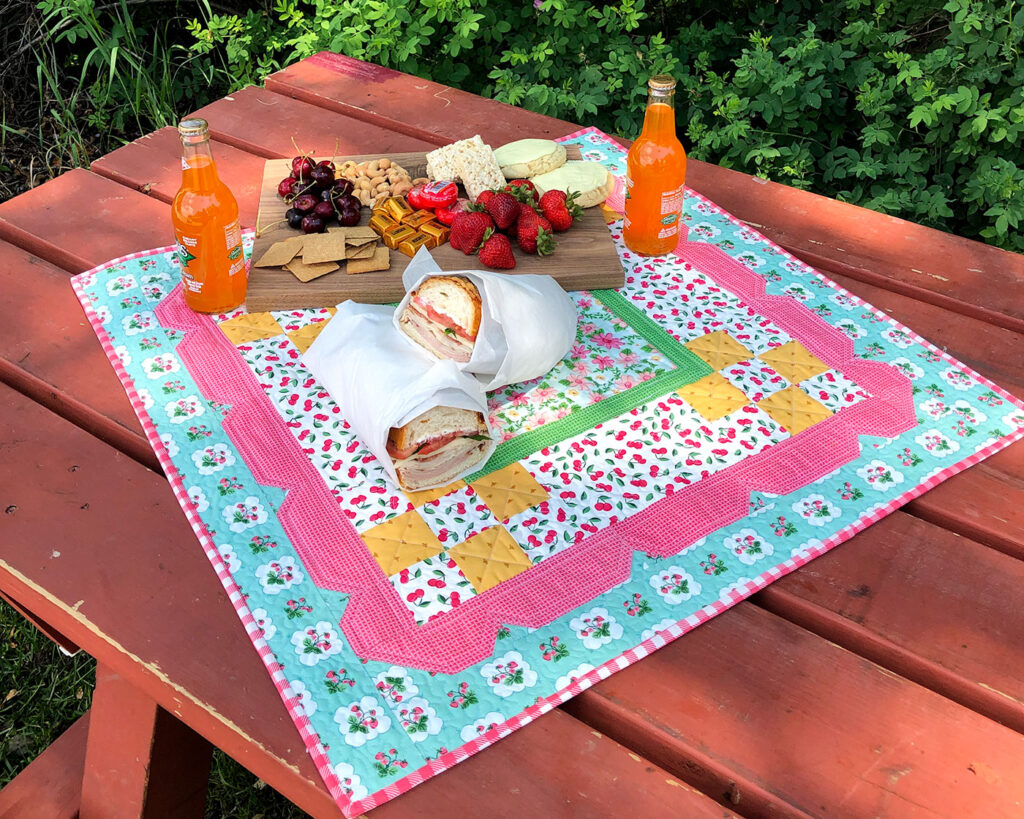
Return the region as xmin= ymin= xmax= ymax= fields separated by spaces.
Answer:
xmin=424 ymin=135 xmax=506 ymax=201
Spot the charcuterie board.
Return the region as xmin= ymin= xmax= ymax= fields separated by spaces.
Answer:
xmin=245 ymin=145 xmax=625 ymax=310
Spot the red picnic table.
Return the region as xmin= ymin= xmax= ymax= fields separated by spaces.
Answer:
xmin=1 ymin=53 xmax=1023 ymax=818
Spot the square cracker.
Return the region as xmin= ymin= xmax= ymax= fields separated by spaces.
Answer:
xmin=286 ymin=257 xmax=339 ymax=282
xmin=253 ymin=236 xmax=303 ymax=268
xmin=301 ymin=233 xmax=348 ymax=265
xmin=346 ymin=246 xmax=390 ymax=274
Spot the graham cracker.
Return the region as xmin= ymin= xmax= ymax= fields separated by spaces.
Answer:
xmin=757 ymin=385 xmax=833 ymax=435
xmin=346 ymin=246 xmax=391 ymax=275
xmin=218 ymin=311 xmax=285 ymax=345
xmin=361 ymin=509 xmax=444 ymax=577
xmin=678 ymin=372 xmax=750 ymax=421
xmin=287 ymin=321 xmax=330 ymax=354
xmin=404 ymin=480 xmax=467 ymax=508
xmin=343 ymin=235 xmax=378 ymax=247
xmin=685 ymin=330 xmax=753 ymax=371
xmin=470 ymin=463 xmax=549 ymax=521
xmin=346 ymin=242 xmax=376 ymax=260
xmin=253 ymin=236 xmax=304 ymax=268
xmin=450 ymin=525 xmax=532 ymax=593
xmin=301 ymin=232 xmax=348 ymax=265
xmin=759 ymin=340 xmax=830 ymax=383
xmin=286 ymin=257 xmax=340 ymax=282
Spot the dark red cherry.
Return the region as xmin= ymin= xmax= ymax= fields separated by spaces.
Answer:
xmin=301 ymin=214 xmax=326 ymax=234
xmin=285 ymin=208 xmax=304 ymax=229
xmin=313 ymin=201 xmax=335 ymax=220
xmin=317 ymin=159 xmax=336 ymax=172
xmin=278 ymin=177 xmax=297 ymax=198
xmin=311 ymin=164 xmax=335 ymax=189
xmin=292 ymin=193 xmax=319 ymax=215
xmin=337 ymin=206 xmax=361 ymax=227
xmin=331 ymin=178 xmax=354 ymax=197
xmin=291 ymin=156 xmax=315 ymax=180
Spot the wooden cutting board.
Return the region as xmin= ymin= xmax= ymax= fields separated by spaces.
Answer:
xmin=245 ymin=146 xmax=624 ymax=310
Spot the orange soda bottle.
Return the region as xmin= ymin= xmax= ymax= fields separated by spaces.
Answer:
xmin=623 ymin=75 xmax=688 ymax=256
xmin=172 ymin=118 xmax=247 ymax=313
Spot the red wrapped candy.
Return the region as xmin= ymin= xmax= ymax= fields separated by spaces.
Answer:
xmin=408 ymin=180 xmax=458 ymax=211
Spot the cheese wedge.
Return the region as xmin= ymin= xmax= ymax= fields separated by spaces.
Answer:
xmin=493 ymin=139 xmax=566 ymax=179
xmin=530 ymin=160 xmax=613 ymax=208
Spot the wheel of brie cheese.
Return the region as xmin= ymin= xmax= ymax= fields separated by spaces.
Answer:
xmin=530 ymin=160 xmax=614 ymax=208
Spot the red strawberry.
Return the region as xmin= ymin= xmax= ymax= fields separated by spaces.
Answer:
xmin=504 ymin=179 xmax=539 ymax=205
xmin=539 ymin=189 xmax=581 ymax=232
xmin=475 ymin=189 xmax=496 ymax=207
xmin=485 ymin=191 xmax=521 ymax=231
xmin=516 ymin=209 xmax=556 ymax=255
xmin=477 ymin=229 xmax=516 ymax=269
xmin=449 ymin=211 xmax=494 ymax=254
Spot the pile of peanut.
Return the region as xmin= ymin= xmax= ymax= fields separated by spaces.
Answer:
xmin=337 ymin=158 xmax=429 ymax=208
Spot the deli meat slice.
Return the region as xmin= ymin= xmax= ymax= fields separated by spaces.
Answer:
xmin=395 ymin=437 xmax=490 ymax=490
xmin=398 ymin=308 xmax=473 ymax=362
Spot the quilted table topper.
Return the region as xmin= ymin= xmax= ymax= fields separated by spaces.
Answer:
xmin=73 ymin=128 xmax=1024 ymax=816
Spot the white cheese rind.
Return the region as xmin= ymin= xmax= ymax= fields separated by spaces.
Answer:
xmin=492 ymin=139 xmax=566 ymax=178
xmin=530 ymin=161 xmax=613 ymax=208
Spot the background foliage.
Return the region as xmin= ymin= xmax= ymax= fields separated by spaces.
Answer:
xmin=6 ymin=0 xmax=1023 ymax=249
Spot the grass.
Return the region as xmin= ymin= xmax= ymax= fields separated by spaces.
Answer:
xmin=0 ymin=599 xmax=309 ymax=818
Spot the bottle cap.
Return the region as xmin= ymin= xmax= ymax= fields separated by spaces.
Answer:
xmin=178 ymin=118 xmax=210 ymax=144
xmin=648 ymin=75 xmax=676 ymax=93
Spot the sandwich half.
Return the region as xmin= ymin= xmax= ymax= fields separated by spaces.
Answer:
xmin=397 ymin=275 xmax=481 ymax=363
xmin=386 ymin=406 xmax=491 ymax=492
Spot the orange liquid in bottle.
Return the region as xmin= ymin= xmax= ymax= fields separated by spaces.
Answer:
xmin=172 ymin=119 xmax=247 ymax=313
xmin=623 ymin=80 xmax=688 ymax=256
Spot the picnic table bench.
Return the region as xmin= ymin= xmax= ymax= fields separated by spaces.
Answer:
xmin=1 ymin=53 xmax=1023 ymax=818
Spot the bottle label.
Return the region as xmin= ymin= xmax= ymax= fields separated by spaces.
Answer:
xmin=175 ymin=235 xmax=203 ymax=292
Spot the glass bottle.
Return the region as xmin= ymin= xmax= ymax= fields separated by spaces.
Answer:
xmin=171 ymin=118 xmax=247 ymax=313
xmin=623 ymin=75 xmax=688 ymax=256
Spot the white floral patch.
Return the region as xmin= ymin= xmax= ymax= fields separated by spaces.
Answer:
xmin=568 ymin=607 xmax=623 ymax=649
xmin=782 ymin=283 xmax=812 ymax=302
xmin=291 ymin=620 xmax=345 ymax=667
xmin=142 ymin=353 xmax=179 ymax=380
xmin=459 ymin=711 xmax=506 ymax=743
xmin=121 ymin=311 xmax=155 ymax=336
xmin=735 ymin=251 xmax=767 ymax=269
xmin=829 ymin=292 xmax=858 ymax=310
xmin=640 ymin=619 xmax=680 ymax=642
xmin=718 ymin=577 xmax=756 ymax=603
xmin=287 ymin=679 xmax=317 ymax=718
xmin=222 ymin=495 xmax=268 ymax=533
xmin=105 ymin=274 xmax=138 ymax=294
xmin=855 ymin=459 xmax=905 ymax=491
xmin=882 ymin=327 xmax=914 ymax=348
xmin=723 ymin=528 xmax=775 ymax=566
xmin=914 ymin=429 xmax=960 ymax=456
xmin=394 ymin=696 xmax=442 ymax=742
xmin=791 ymin=494 xmax=840 ymax=527
xmin=191 ymin=443 xmax=236 ymax=475
xmin=255 ymin=556 xmax=304 ymax=595
xmin=335 ymin=696 xmax=391 ymax=747
xmin=94 ymin=304 xmax=112 ymax=325
xmin=834 ymin=319 xmax=866 ymax=339
xmin=949 ymin=400 xmax=987 ymax=426
xmin=918 ymin=398 xmax=950 ymax=419
xmin=939 ymin=367 xmax=974 ymax=391
xmin=186 ymin=485 xmax=209 ymax=512
xmin=217 ymin=544 xmax=240 ymax=574
xmin=889 ymin=357 xmax=924 ymax=380
xmin=649 ymin=566 xmax=701 ymax=604
xmin=790 ymin=538 xmax=824 ymax=559
xmin=135 ymin=388 xmax=154 ymax=410
xmin=113 ymin=345 xmax=132 ymax=367
xmin=158 ymin=433 xmax=178 ymax=458
xmin=690 ymin=222 xmax=721 ymax=240
xmin=554 ymin=663 xmax=597 ymax=691
xmin=333 ymin=762 xmax=368 ymax=801
xmin=1002 ymin=409 xmax=1024 ymax=429
xmin=374 ymin=666 xmax=419 ymax=705
xmin=249 ymin=607 xmax=276 ymax=641
xmin=165 ymin=395 xmax=204 ymax=424
xmin=480 ymin=651 xmax=538 ymax=698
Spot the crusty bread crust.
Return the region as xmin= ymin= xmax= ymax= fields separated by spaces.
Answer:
xmin=388 ymin=406 xmax=486 ymax=453
xmin=415 ymin=275 xmax=482 ymax=337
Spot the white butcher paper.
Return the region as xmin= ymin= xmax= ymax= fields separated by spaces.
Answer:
xmin=396 ymin=247 xmax=578 ymax=390
xmin=302 ymin=301 xmax=496 ymax=490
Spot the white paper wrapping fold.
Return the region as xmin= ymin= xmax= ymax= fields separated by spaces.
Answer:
xmin=302 ymin=301 xmax=496 ymax=489
xmin=396 ymin=247 xmax=578 ymax=390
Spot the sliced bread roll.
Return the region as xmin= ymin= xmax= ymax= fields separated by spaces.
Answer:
xmin=493 ymin=139 xmax=566 ymax=179
xmin=530 ymin=160 xmax=614 ymax=208
xmin=398 ymin=275 xmax=481 ymax=363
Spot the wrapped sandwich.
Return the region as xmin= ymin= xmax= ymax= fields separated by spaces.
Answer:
xmin=303 ymin=302 xmax=495 ymax=493
xmin=395 ymin=248 xmax=577 ymax=390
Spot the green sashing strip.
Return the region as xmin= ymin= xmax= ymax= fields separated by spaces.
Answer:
xmin=465 ymin=288 xmax=711 ymax=481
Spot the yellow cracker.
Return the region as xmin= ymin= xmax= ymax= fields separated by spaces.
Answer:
xmin=286 ymin=258 xmax=340 ymax=283
xmin=677 ymin=372 xmax=750 ymax=421
xmin=346 ymin=242 xmax=377 ymax=260
xmin=301 ymin=233 xmax=348 ymax=265
xmin=404 ymin=480 xmax=467 ymax=508
xmin=219 ymin=312 xmax=285 ymax=345
xmin=450 ymin=526 xmax=532 ymax=593
xmin=757 ymin=385 xmax=833 ymax=435
xmin=287 ymin=321 xmax=330 ymax=354
xmin=361 ymin=510 xmax=444 ymax=576
xmin=347 ymin=246 xmax=391 ymax=275
xmin=253 ymin=236 xmax=304 ymax=268
xmin=470 ymin=463 xmax=549 ymax=521
xmin=684 ymin=330 xmax=753 ymax=370
xmin=759 ymin=340 xmax=830 ymax=383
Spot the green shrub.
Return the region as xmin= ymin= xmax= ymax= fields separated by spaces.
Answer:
xmin=28 ymin=0 xmax=1024 ymax=252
